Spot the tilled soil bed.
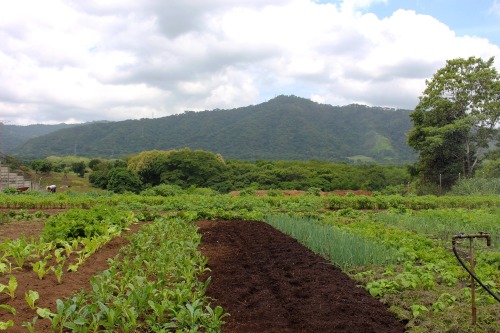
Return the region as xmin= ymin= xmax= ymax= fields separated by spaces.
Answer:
xmin=197 ymin=220 xmax=406 ymax=333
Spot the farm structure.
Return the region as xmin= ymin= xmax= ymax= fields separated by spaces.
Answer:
xmin=0 ymin=162 xmax=32 ymax=191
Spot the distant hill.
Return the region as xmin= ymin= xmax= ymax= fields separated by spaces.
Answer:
xmin=10 ymin=95 xmax=416 ymax=163
xmin=0 ymin=123 xmax=82 ymax=154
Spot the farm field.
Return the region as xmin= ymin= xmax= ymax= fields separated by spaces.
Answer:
xmin=0 ymin=214 xmax=144 ymax=332
xmin=0 ymin=192 xmax=499 ymax=332
xmin=198 ymin=219 xmax=405 ymax=332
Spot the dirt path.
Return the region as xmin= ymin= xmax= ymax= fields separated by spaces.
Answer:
xmin=197 ymin=220 xmax=406 ymax=333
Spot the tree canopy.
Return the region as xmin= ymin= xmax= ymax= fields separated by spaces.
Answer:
xmin=127 ymin=149 xmax=226 ymax=189
xmin=408 ymin=56 xmax=500 ymax=187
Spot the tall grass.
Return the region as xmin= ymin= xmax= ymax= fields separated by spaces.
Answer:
xmin=375 ymin=208 xmax=500 ymax=249
xmin=264 ymin=214 xmax=399 ymax=270
xmin=448 ymin=177 xmax=500 ymax=196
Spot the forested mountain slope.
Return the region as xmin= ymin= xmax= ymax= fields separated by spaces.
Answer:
xmin=1 ymin=123 xmax=81 ymax=153
xmin=11 ymin=95 xmax=416 ymax=163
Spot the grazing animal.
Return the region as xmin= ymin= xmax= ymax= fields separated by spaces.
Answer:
xmin=46 ymin=184 xmax=57 ymax=193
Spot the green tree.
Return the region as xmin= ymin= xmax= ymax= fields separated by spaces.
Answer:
xmin=89 ymin=170 xmax=110 ymax=189
xmin=88 ymin=158 xmax=112 ymax=171
xmin=128 ymin=150 xmax=173 ymax=185
xmin=408 ymin=56 xmax=500 ymax=187
xmin=127 ymin=149 xmax=227 ymax=189
xmin=31 ymin=160 xmax=53 ymax=174
xmin=71 ymin=161 xmax=87 ymax=178
xmin=159 ymin=149 xmax=227 ymax=188
xmin=106 ymin=168 xmax=142 ymax=194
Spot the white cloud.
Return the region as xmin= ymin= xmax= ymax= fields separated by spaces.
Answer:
xmin=0 ymin=0 xmax=499 ymax=125
xmin=339 ymin=0 xmax=387 ymax=14
xmin=490 ymin=1 xmax=500 ymax=16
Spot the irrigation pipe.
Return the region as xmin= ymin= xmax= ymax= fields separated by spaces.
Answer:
xmin=451 ymin=233 xmax=500 ymax=303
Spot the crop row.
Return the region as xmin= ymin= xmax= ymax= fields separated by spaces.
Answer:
xmin=1 ymin=192 xmax=500 ymax=211
xmin=0 ymin=206 xmax=138 ymax=330
xmin=35 ymin=214 xmax=226 ymax=332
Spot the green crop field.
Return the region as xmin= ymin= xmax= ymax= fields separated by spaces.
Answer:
xmin=0 ymin=191 xmax=499 ymax=332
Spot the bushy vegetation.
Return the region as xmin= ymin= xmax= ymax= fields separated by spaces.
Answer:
xmin=85 ymin=149 xmax=411 ymax=194
xmin=448 ymin=177 xmax=500 ymax=196
xmin=41 ymin=206 xmax=136 ymax=241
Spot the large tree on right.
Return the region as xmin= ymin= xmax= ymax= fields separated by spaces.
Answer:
xmin=408 ymin=56 xmax=500 ymax=188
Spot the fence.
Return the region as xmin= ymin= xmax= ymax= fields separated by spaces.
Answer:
xmin=0 ymin=162 xmax=32 ymax=191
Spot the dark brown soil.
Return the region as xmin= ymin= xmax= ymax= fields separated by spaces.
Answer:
xmin=197 ymin=220 xmax=406 ymax=333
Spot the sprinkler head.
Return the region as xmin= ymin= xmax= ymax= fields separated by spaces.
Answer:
xmin=478 ymin=232 xmax=492 ymax=247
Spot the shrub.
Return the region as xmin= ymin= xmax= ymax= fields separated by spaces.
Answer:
xmin=448 ymin=177 xmax=500 ymax=196
xmin=2 ymin=187 xmax=18 ymax=195
xmin=141 ymin=184 xmax=184 ymax=196
xmin=267 ymin=189 xmax=284 ymax=197
xmin=306 ymin=187 xmax=322 ymax=196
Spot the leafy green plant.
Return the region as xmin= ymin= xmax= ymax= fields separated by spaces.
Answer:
xmin=431 ymin=293 xmax=457 ymax=312
xmin=410 ymin=304 xmax=429 ymax=318
xmin=51 ymin=262 xmax=65 ymax=284
xmin=21 ymin=316 xmax=38 ymax=333
xmin=0 ymin=304 xmax=16 ymax=315
xmin=0 ymin=262 xmax=8 ymax=275
xmin=54 ymin=247 xmax=66 ymax=263
xmin=0 ymin=276 xmax=17 ymax=299
xmin=366 ymin=279 xmax=399 ymax=297
xmin=0 ymin=320 xmax=14 ymax=330
xmin=41 ymin=206 xmax=136 ymax=242
xmin=32 ymin=255 xmax=51 ymax=280
xmin=59 ymin=239 xmax=79 ymax=257
xmin=3 ymin=236 xmax=35 ymax=269
xmin=306 ymin=187 xmax=322 ymax=196
xmin=25 ymin=290 xmax=39 ymax=310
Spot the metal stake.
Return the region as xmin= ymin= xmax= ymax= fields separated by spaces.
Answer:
xmin=469 ymin=237 xmax=476 ymax=328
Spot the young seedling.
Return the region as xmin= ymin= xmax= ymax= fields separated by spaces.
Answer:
xmin=0 ymin=276 xmax=18 ymax=299
xmin=51 ymin=262 xmax=65 ymax=284
xmin=0 ymin=320 xmax=14 ymax=330
xmin=0 ymin=304 xmax=15 ymax=330
xmin=35 ymin=241 xmax=55 ymax=258
xmin=0 ymin=262 xmax=7 ymax=274
xmin=22 ymin=316 xmax=38 ymax=333
xmin=32 ymin=255 xmax=52 ymax=280
xmin=5 ymin=236 xmax=35 ymax=269
xmin=25 ymin=290 xmax=40 ymax=310
xmin=0 ymin=304 xmax=16 ymax=315
xmin=67 ymin=263 xmax=79 ymax=273
xmin=54 ymin=248 xmax=66 ymax=264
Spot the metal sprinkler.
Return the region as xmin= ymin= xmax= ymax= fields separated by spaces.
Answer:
xmin=451 ymin=232 xmax=499 ymax=328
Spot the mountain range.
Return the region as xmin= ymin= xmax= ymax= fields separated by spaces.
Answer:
xmin=5 ymin=95 xmax=416 ymax=163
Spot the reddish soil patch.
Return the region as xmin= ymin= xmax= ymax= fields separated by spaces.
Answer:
xmin=0 ymin=218 xmax=146 ymax=333
xmin=198 ymin=220 xmax=405 ymax=333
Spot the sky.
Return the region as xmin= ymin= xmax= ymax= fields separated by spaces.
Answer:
xmin=1 ymin=0 xmax=499 ymax=125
